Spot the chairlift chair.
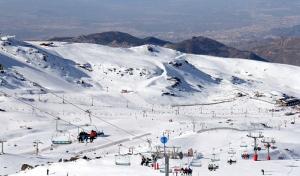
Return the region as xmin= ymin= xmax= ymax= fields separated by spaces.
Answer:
xmin=51 ymin=131 xmax=72 ymax=144
xmin=227 ymin=155 xmax=237 ymax=164
xmin=80 ymin=124 xmax=105 ymax=137
xmin=271 ymin=145 xmax=277 ymax=150
xmin=228 ymin=148 xmax=236 ymax=155
xmin=208 ymin=162 xmax=219 ymax=171
xmin=159 ymin=166 xmax=172 ymax=173
xmin=211 ymin=155 xmax=220 ymax=162
xmin=240 ymin=141 xmax=248 ymax=148
xmin=190 ymin=158 xmax=202 ymax=167
xmin=241 ymin=150 xmax=250 ymax=159
xmin=115 ymin=154 xmax=131 ymax=166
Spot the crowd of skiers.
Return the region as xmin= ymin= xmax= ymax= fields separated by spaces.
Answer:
xmin=140 ymin=155 xmax=192 ymax=175
xmin=78 ymin=130 xmax=97 ymax=143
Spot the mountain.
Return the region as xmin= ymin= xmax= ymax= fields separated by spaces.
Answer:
xmin=49 ymin=32 xmax=266 ymax=61
xmin=49 ymin=31 xmax=171 ymax=47
xmin=166 ymin=36 xmax=266 ymax=61
xmin=269 ymin=25 xmax=300 ymax=38
xmin=238 ymin=37 xmax=300 ymax=66
xmin=1 ymin=37 xmax=300 ymax=176
xmin=142 ymin=36 xmax=171 ymax=46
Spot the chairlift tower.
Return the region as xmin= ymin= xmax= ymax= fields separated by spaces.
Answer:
xmin=85 ymin=110 xmax=92 ymax=125
xmin=175 ymin=107 xmax=179 ymax=115
xmin=33 ymin=140 xmax=43 ymax=155
xmin=261 ymin=137 xmax=276 ymax=160
xmin=146 ymin=138 xmax=152 ymax=151
xmin=192 ymin=119 xmax=196 ymax=132
xmin=247 ymin=131 xmax=264 ymax=161
xmin=55 ymin=118 xmax=60 ymax=131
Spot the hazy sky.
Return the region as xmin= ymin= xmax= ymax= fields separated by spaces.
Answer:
xmin=1 ymin=0 xmax=300 ymax=41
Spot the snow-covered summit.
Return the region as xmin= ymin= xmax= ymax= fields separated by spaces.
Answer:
xmin=1 ymin=38 xmax=300 ymax=105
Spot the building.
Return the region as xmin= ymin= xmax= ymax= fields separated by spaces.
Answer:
xmin=276 ymin=98 xmax=300 ymax=106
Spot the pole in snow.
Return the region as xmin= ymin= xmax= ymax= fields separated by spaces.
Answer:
xmin=62 ymin=94 xmax=65 ymax=104
xmin=160 ymin=135 xmax=169 ymax=176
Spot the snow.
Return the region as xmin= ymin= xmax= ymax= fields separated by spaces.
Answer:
xmin=1 ymin=38 xmax=300 ymax=175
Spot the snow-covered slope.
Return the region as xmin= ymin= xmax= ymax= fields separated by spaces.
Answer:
xmin=3 ymin=38 xmax=300 ymax=103
xmin=1 ymin=38 xmax=300 ymax=176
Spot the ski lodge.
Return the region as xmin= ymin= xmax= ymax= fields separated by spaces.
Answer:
xmin=276 ymin=97 xmax=300 ymax=106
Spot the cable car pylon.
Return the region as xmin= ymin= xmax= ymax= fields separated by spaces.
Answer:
xmin=261 ymin=137 xmax=276 ymax=160
xmin=246 ymin=131 xmax=264 ymax=161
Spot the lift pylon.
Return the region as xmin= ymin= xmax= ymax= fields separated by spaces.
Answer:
xmin=247 ymin=131 xmax=264 ymax=161
xmin=261 ymin=137 xmax=276 ymax=160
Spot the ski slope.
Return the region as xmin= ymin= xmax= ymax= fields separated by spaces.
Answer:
xmin=1 ymin=37 xmax=300 ymax=175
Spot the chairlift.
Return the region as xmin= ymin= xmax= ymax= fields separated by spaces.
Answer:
xmin=241 ymin=150 xmax=250 ymax=159
xmin=271 ymin=145 xmax=277 ymax=150
xmin=190 ymin=152 xmax=203 ymax=167
xmin=190 ymin=158 xmax=202 ymax=167
xmin=211 ymin=155 xmax=220 ymax=162
xmin=211 ymin=149 xmax=220 ymax=162
xmin=159 ymin=165 xmax=172 ymax=173
xmin=227 ymin=155 xmax=237 ymax=164
xmin=80 ymin=124 xmax=106 ymax=137
xmin=228 ymin=148 xmax=236 ymax=155
xmin=208 ymin=162 xmax=219 ymax=171
xmin=194 ymin=153 xmax=203 ymax=160
xmin=51 ymin=131 xmax=72 ymax=145
xmin=240 ymin=141 xmax=248 ymax=148
xmin=115 ymin=154 xmax=131 ymax=166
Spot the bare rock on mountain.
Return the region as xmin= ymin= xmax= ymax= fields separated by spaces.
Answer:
xmin=166 ymin=36 xmax=266 ymax=61
xmin=240 ymin=37 xmax=300 ymax=66
xmin=49 ymin=31 xmax=170 ymax=48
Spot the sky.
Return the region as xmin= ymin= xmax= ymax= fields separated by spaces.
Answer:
xmin=0 ymin=0 xmax=300 ymax=41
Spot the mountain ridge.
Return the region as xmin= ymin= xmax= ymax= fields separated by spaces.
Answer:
xmin=49 ymin=31 xmax=266 ymax=62
xmin=236 ymin=37 xmax=300 ymax=66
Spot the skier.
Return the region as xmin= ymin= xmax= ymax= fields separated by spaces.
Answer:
xmin=261 ymin=169 xmax=265 ymax=175
xmin=188 ymin=167 xmax=193 ymax=176
xmin=47 ymin=169 xmax=49 ymax=175
xmin=145 ymin=157 xmax=151 ymax=166
xmin=141 ymin=156 xmax=146 ymax=165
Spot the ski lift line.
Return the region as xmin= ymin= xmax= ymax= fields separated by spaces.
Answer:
xmin=45 ymin=90 xmax=148 ymax=143
xmin=6 ymin=95 xmax=133 ymax=150
xmin=0 ymin=91 xmax=141 ymax=153
xmin=197 ymin=136 xmax=243 ymax=155
xmin=0 ymin=90 xmax=84 ymax=131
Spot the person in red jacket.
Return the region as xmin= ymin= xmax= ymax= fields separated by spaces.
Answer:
xmin=89 ymin=130 xmax=97 ymax=142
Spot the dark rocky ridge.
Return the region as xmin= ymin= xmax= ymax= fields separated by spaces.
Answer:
xmin=166 ymin=36 xmax=266 ymax=61
xmin=49 ymin=31 xmax=266 ymax=61
xmin=239 ymin=37 xmax=300 ymax=66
